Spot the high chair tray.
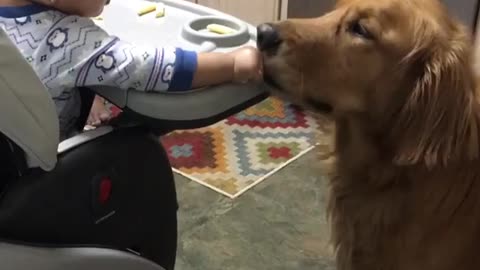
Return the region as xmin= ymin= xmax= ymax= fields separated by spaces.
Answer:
xmin=91 ymin=0 xmax=268 ymax=123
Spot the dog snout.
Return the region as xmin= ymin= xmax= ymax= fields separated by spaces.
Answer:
xmin=256 ymin=23 xmax=283 ymax=51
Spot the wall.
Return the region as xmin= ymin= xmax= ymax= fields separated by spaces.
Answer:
xmin=188 ymin=0 xmax=280 ymax=25
xmin=287 ymin=0 xmax=335 ymax=18
xmin=442 ymin=0 xmax=478 ymax=30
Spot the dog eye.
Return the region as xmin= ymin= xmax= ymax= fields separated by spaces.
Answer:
xmin=348 ymin=21 xmax=373 ymax=39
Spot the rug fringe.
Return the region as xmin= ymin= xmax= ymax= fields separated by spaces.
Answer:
xmin=172 ymin=168 xmax=236 ymax=199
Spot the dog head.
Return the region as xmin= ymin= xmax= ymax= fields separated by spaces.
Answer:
xmin=260 ymin=0 xmax=478 ymax=166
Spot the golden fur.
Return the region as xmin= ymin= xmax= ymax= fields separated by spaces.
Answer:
xmin=261 ymin=0 xmax=480 ymax=269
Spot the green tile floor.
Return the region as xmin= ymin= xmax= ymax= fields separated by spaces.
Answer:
xmin=174 ymin=150 xmax=335 ymax=270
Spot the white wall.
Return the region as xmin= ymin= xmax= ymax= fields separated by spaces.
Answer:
xmin=190 ymin=0 xmax=280 ymax=25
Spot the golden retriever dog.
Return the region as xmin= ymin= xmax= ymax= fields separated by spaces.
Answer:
xmin=258 ymin=0 xmax=480 ymax=269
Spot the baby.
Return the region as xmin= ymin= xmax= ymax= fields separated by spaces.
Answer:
xmin=0 ymin=0 xmax=263 ymax=139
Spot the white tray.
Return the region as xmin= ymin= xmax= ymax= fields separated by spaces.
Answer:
xmin=96 ymin=0 xmax=257 ymax=52
xmin=91 ymin=0 xmax=268 ymax=123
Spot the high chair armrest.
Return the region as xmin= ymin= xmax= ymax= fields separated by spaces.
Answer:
xmin=92 ymin=83 xmax=269 ymax=131
xmin=0 ymin=242 xmax=165 ymax=270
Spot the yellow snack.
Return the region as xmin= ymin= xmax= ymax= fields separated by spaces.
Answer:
xmin=138 ymin=5 xmax=157 ymax=16
xmin=206 ymin=24 xmax=235 ymax=35
xmin=93 ymin=16 xmax=103 ymax=20
xmin=155 ymin=6 xmax=165 ymax=18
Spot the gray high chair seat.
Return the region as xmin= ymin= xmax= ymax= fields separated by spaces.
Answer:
xmin=0 ymin=24 xmax=268 ymax=270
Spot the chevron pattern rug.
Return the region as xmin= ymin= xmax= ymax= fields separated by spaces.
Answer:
xmin=160 ymin=97 xmax=333 ymax=198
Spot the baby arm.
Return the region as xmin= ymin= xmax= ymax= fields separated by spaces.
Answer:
xmin=35 ymin=17 xmax=262 ymax=93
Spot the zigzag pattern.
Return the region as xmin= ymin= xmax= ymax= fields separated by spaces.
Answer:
xmin=1 ymin=21 xmax=43 ymax=50
xmin=243 ymin=97 xmax=286 ymax=118
xmin=113 ymin=45 xmax=134 ymax=86
xmin=162 ymin=128 xmax=229 ymax=174
xmin=0 ymin=12 xmax=65 ymax=50
xmin=158 ymin=97 xmax=327 ymax=197
xmin=226 ymin=100 xmax=309 ymax=128
xmin=42 ymin=24 xmax=100 ymax=87
xmin=256 ymin=142 xmax=302 ymax=164
xmin=232 ymin=130 xmax=314 ymax=176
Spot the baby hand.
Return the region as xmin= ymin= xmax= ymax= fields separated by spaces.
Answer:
xmin=87 ymin=96 xmax=111 ymax=127
xmin=229 ymin=46 xmax=263 ymax=83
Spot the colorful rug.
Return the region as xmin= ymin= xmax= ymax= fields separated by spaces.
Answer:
xmin=160 ymin=97 xmax=332 ymax=198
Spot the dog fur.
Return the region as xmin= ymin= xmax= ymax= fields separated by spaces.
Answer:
xmin=261 ymin=0 xmax=480 ymax=269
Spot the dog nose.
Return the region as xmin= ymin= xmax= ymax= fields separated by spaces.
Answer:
xmin=257 ymin=23 xmax=282 ymax=51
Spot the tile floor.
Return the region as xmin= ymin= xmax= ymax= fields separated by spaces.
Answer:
xmin=174 ymin=150 xmax=335 ymax=270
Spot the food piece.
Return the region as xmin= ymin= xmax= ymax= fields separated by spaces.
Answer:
xmin=156 ymin=10 xmax=165 ymax=18
xmin=156 ymin=4 xmax=165 ymax=18
xmin=93 ymin=16 xmax=103 ymax=20
xmin=206 ymin=24 xmax=236 ymax=35
xmin=138 ymin=4 xmax=157 ymax=16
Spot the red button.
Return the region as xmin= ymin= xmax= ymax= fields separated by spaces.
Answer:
xmin=99 ymin=177 xmax=112 ymax=204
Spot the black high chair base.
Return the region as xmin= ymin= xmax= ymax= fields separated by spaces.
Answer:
xmin=0 ymin=127 xmax=178 ymax=270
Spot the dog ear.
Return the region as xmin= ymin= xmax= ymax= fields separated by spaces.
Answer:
xmin=392 ymin=28 xmax=479 ymax=168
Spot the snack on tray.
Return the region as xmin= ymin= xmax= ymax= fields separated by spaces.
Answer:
xmin=206 ymin=23 xmax=236 ymax=34
xmin=156 ymin=3 xmax=166 ymax=18
xmin=138 ymin=4 xmax=157 ymax=16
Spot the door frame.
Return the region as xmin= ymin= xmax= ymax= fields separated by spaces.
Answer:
xmin=280 ymin=0 xmax=288 ymax=20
